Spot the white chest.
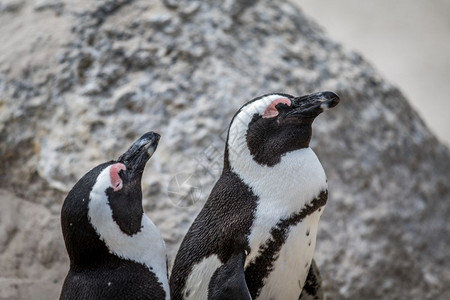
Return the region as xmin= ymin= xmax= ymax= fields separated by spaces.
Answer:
xmin=238 ymin=148 xmax=327 ymax=261
xmin=252 ymin=209 xmax=324 ymax=300
xmin=233 ymin=148 xmax=327 ymax=299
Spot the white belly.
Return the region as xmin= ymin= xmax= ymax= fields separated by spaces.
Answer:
xmin=250 ymin=209 xmax=324 ymax=300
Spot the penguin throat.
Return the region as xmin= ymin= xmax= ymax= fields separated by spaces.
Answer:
xmin=105 ymin=187 xmax=144 ymax=236
xmin=229 ymin=146 xmax=327 ymax=215
xmin=245 ymin=117 xmax=313 ymax=167
xmin=87 ymin=165 xmax=169 ymax=295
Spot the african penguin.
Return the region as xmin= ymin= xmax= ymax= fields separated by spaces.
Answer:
xmin=60 ymin=132 xmax=169 ymax=300
xmin=170 ymin=91 xmax=339 ymax=300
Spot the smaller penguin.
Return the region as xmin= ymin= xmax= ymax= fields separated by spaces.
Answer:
xmin=207 ymin=238 xmax=251 ymax=300
xmin=60 ymin=132 xmax=169 ymax=300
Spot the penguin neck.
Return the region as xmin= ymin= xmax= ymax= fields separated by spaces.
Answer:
xmin=224 ymin=95 xmax=277 ymax=170
xmin=226 ymin=137 xmax=327 ymax=215
xmin=86 ymin=165 xmax=169 ymax=292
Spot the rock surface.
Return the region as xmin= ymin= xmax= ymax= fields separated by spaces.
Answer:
xmin=1 ymin=0 xmax=449 ymax=299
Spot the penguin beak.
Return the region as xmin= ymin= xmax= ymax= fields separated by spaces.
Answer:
xmin=117 ymin=131 xmax=160 ymax=173
xmin=287 ymin=91 xmax=340 ymax=119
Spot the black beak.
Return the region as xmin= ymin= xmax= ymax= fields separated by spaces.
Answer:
xmin=287 ymin=91 xmax=340 ymax=118
xmin=117 ymin=132 xmax=160 ymax=172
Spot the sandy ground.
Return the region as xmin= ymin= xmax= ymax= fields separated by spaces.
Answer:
xmin=301 ymin=0 xmax=450 ymax=146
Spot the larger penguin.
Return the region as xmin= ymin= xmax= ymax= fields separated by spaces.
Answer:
xmin=60 ymin=132 xmax=169 ymax=300
xmin=170 ymin=91 xmax=339 ymax=300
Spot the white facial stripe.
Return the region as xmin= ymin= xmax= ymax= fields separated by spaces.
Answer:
xmin=183 ymin=255 xmax=222 ymax=300
xmin=88 ymin=166 xmax=169 ymax=299
xmin=228 ymin=94 xmax=286 ymax=161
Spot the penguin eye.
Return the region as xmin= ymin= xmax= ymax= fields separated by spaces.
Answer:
xmin=114 ymin=181 xmax=123 ymax=191
xmin=110 ymin=163 xmax=126 ymax=192
xmin=262 ymin=98 xmax=291 ymax=119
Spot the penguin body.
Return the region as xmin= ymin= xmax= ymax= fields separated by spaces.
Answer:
xmin=60 ymin=132 xmax=169 ymax=300
xmin=170 ymin=92 xmax=339 ymax=300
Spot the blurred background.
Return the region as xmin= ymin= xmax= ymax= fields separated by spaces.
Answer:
xmin=0 ymin=1 xmax=449 ymax=299
xmin=303 ymin=0 xmax=450 ymax=146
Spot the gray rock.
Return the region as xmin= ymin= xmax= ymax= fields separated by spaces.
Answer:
xmin=0 ymin=0 xmax=449 ymax=299
xmin=0 ymin=0 xmax=24 ymax=13
xmin=34 ymin=0 xmax=64 ymax=15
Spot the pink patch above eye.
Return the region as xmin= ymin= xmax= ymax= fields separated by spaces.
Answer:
xmin=110 ymin=163 xmax=126 ymax=191
xmin=262 ymin=98 xmax=291 ymax=118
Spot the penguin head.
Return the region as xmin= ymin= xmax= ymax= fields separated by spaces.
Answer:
xmin=61 ymin=132 xmax=160 ymax=265
xmin=91 ymin=131 xmax=161 ymax=236
xmin=225 ymin=91 xmax=339 ymax=168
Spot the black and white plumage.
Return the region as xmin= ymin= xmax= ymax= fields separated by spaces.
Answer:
xmin=170 ymin=92 xmax=339 ymax=300
xmin=207 ymin=238 xmax=251 ymax=300
xmin=60 ymin=132 xmax=169 ymax=300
